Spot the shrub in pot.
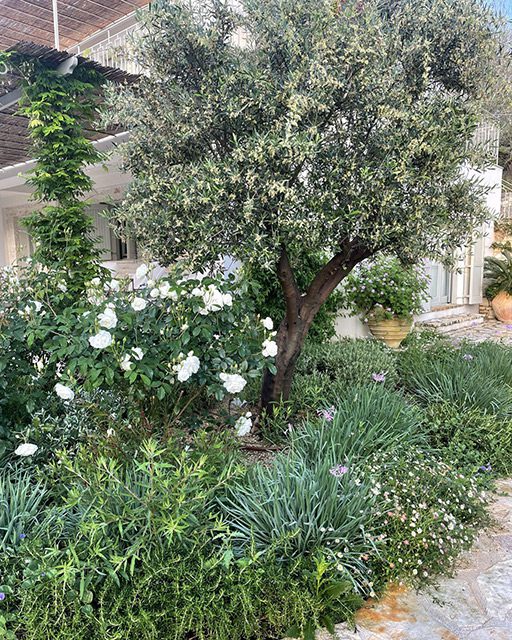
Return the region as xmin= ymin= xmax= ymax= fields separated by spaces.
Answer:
xmin=484 ymin=250 xmax=512 ymax=323
xmin=344 ymin=256 xmax=428 ymax=348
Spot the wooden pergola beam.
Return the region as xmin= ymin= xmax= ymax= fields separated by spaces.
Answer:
xmin=0 ymin=0 xmax=150 ymax=50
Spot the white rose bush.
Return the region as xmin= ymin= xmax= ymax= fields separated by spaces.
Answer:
xmin=0 ymin=263 xmax=275 ymax=450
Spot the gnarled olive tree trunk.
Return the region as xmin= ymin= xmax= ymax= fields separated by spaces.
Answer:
xmin=260 ymin=243 xmax=370 ymax=411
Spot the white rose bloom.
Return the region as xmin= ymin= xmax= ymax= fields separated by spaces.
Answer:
xmin=54 ymin=383 xmax=75 ymax=401
xmin=235 ymin=412 xmax=252 ymax=437
xmin=262 ymin=339 xmax=278 ymax=358
xmin=200 ymin=285 xmax=225 ymax=315
xmin=158 ymin=282 xmax=171 ymax=298
xmin=14 ymin=443 xmax=38 ymax=457
xmin=33 ymin=300 xmax=43 ymax=313
xmin=98 ymin=307 xmax=118 ymax=329
xmin=132 ymin=347 xmax=144 ymax=361
xmin=90 ymin=277 xmax=101 ymax=286
xmin=262 ymin=317 xmax=274 ymax=330
xmin=150 ymin=288 xmax=160 ymax=299
xmin=173 ymin=352 xmax=200 ymax=382
xmin=89 ymin=330 xmax=113 ymax=349
xmin=107 ymin=279 xmax=120 ymax=292
xmin=57 ymin=281 xmax=68 ymax=293
xmin=222 ymin=293 xmax=233 ymax=307
xmin=120 ymin=354 xmax=132 ymax=371
xmin=131 ymin=297 xmax=147 ymax=311
xmin=219 ymin=373 xmax=247 ymax=394
xmin=135 ymin=264 xmax=149 ymax=279
xmin=88 ymin=293 xmax=104 ymax=306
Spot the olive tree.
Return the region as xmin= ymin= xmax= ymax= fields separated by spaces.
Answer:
xmin=107 ymin=0 xmax=504 ymax=408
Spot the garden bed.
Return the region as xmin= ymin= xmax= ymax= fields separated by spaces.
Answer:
xmin=1 ymin=265 xmax=510 ymax=639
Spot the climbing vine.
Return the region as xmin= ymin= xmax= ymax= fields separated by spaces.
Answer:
xmin=0 ymin=52 xmax=106 ymax=294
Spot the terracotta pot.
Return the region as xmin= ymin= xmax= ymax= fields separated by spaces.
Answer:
xmin=491 ymin=291 xmax=512 ymax=323
xmin=367 ymin=316 xmax=413 ymax=349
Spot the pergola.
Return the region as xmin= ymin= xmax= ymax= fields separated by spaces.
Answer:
xmin=0 ymin=0 xmax=148 ymax=171
xmin=0 ymin=42 xmax=137 ymax=170
xmin=0 ymin=0 xmax=149 ymax=51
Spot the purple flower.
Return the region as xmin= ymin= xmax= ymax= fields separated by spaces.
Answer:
xmin=462 ymin=354 xmax=474 ymax=361
xmin=479 ymin=463 xmax=492 ymax=473
xmin=330 ymin=464 xmax=349 ymax=477
xmin=506 ymin=325 xmax=512 ymax=330
xmin=19 ymin=533 xmax=26 ymax=540
xmin=0 ymin=593 xmax=5 ymax=601
xmin=318 ymin=406 xmax=335 ymax=422
xmin=372 ymin=372 xmax=386 ymax=383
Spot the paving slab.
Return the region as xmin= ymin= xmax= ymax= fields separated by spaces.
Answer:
xmin=444 ymin=320 xmax=512 ymax=345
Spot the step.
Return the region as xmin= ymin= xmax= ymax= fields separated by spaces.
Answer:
xmin=417 ymin=313 xmax=485 ymax=334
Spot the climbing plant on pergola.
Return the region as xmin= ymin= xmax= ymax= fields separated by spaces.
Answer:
xmin=0 ymin=50 xmax=105 ymax=294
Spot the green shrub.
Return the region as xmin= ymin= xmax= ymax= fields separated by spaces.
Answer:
xmin=16 ymin=552 xmax=361 ymax=640
xmin=290 ymin=385 xmax=426 ymax=467
xmin=366 ymin=449 xmax=487 ymax=587
xmin=0 ymin=263 xmax=270 ymax=443
xmin=26 ymin=437 xmax=240 ymax=592
xmin=424 ymin=401 xmax=512 ymax=476
xmin=297 ymin=339 xmax=398 ymax=385
xmin=3 ymin=390 xmax=125 ymax=471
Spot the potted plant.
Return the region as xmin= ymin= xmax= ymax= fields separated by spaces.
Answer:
xmin=344 ymin=256 xmax=428 ymax=348
xmin=484 ymin=250 xmax=512 ymax=323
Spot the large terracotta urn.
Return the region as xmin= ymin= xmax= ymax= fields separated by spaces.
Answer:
xmin=491 ymin=291 xmax=512 ymax=323
xmin=367 ymin=315 xmax=413 ymax=349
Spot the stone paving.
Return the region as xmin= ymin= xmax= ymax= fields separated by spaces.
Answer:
xmin=445 ymin=320 xmax=512 ymax=345
xmin=321 ymin=480 xmax=512 ymax=640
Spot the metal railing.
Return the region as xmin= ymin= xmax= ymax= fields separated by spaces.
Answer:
xmin=70 ymin=6 xmax=250 ymax=74
xmin=70 ymin=13 xmax=143 ymax=75
xmin=470 ymin=120 xmax=500 ymax=166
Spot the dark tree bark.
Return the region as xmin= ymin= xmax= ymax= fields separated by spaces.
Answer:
xmin=260 ymin=241 xmax=371 ymax=412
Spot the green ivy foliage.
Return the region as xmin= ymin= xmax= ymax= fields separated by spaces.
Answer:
xmin=0 ymin=52 xmax=106 ymax=294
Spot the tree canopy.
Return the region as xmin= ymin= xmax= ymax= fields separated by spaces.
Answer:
xmin=108 ymin=0 xmax=502 ymax=268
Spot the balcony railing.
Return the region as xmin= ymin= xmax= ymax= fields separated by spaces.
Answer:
xmin=470 ymin=120 xmax=500 ymax=166
xmin=70 ymin=12 xmax=143 ymax=75
xmin=70 ymin=7 xmax=250 ymax=74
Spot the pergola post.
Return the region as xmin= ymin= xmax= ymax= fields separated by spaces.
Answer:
xmin=52 ymin=0 xmax=60 ymax=50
